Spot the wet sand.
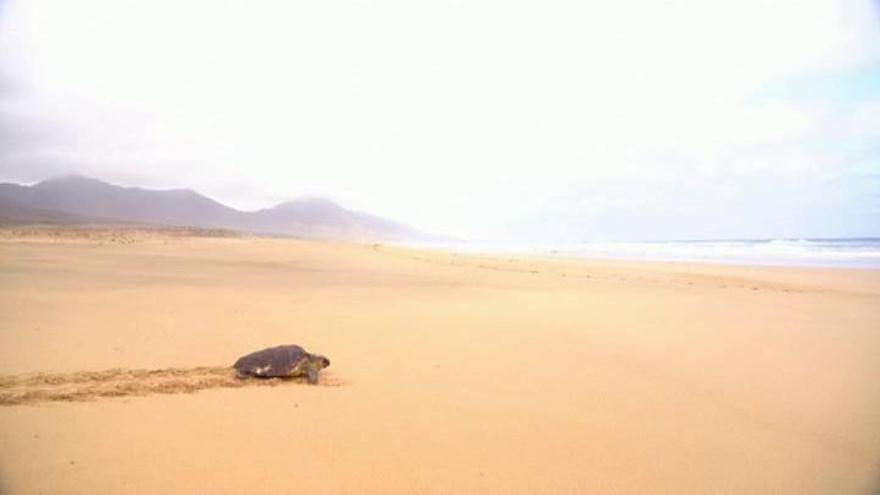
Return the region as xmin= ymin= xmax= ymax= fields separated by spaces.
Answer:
xmin=0 ymin=231 xmax=878 ymax=494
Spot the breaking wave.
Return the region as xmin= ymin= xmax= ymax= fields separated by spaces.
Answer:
xmin=406 ymin=238 xmax=880 ymax=268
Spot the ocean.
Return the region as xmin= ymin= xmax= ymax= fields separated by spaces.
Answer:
xmin=407 ymin=238 xmax=880 ymax=269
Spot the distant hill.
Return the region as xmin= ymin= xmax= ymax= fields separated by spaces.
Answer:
xmin=0 ymin=175 xmax=429 ymax=241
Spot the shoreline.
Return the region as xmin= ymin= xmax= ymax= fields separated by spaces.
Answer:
xmin=4 ymin=224 xmax=877 ymax=269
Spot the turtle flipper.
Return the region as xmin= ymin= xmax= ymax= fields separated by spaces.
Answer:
xmin=307 ymin=367 xmax=319 ymax=384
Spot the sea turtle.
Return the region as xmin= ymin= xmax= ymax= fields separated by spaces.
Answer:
xmin=233 ymin=345 xmax=330 ymax=384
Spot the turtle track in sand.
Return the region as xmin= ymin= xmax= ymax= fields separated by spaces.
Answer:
xmin=0 ymin=366 xmax=343 ymax=406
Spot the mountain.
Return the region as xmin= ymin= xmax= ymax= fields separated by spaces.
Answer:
xmin=0 ymin=175 xmax=428 ymax=241
xmin=250 ymin=197 xmax=418 ymax=239
xmin=0 ymin=175 xmax=246 ymax=228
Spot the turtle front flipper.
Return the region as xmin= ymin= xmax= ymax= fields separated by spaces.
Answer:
xmin=306 ymin=367 xmax=319 ymax=384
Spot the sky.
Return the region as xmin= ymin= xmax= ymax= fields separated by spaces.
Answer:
xmin=0 ymin=0 xmax=878 ymax=240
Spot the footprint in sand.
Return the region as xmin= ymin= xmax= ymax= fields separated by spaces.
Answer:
xmin=0 ymin=366 xmax=343 ymax=406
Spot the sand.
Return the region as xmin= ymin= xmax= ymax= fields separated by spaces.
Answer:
xmin=0 ymin=230 xmax=878 ymax=494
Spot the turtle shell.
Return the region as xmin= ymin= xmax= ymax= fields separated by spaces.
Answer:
xmin=233 ymin=345 xmax=309 ymax=378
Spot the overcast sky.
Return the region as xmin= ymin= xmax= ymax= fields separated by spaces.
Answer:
xmin=1 ymin=0 xmax=878 ymax=240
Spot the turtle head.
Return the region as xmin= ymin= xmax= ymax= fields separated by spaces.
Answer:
xmin=309 ymin=354 xmax=331 ymax=370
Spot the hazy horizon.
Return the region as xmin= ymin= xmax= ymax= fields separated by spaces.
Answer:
xmin=5 ymin=173 xmax=880 ymax=245
xmin=1 ymin=0 xmax=879 ymax=241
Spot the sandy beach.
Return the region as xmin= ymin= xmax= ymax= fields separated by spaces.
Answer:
xmin=0 ymin=230 xmax=878 ymax=494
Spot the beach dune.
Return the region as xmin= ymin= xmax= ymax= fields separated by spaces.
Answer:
xmin=0 ymin=230 xmax=878 ymax=494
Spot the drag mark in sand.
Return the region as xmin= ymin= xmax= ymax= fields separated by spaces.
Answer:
xmin=0 ymin=366 xmax=343 ymax=406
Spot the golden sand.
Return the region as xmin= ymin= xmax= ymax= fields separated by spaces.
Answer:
xmin=0 ymin=232 xmax=878 ymax=494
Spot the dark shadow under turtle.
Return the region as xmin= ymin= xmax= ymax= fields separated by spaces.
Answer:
xmin=233 ymin=345 xmax=330 ymax=384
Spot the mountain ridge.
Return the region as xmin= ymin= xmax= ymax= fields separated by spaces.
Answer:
xmin=0 ymin=175 xmax=429 ymax=241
